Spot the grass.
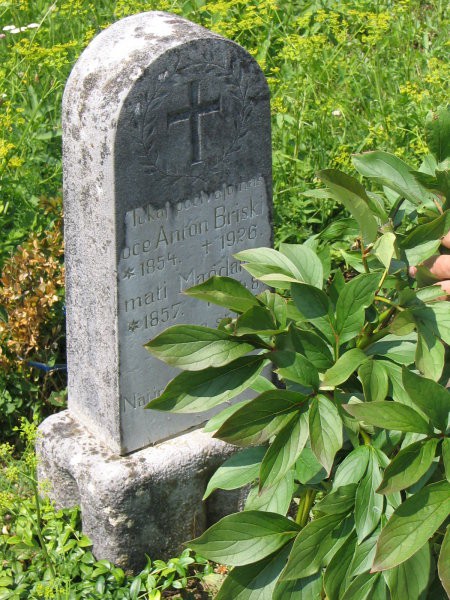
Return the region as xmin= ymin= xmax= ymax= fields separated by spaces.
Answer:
xmin=0 ymin=0 xmax=448 ymax=262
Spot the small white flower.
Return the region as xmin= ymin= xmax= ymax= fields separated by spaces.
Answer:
xmin=20 ymin=26 xmax=28 ymax=32
xmin=332 ymin=109 xmax=342 ymax=117
xmin=10 ymin=28 xmax=21 ymax=34
xmin=2 ymin=25 xmax=16 ymax=31
xmin=27 ymin=23 xmax=39 ymax=29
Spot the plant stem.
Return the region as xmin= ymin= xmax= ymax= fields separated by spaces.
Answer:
xmin=295 ymin=488 xmax=317 ymax=527
xmin=360 ymin=429 xmax=371 ymax=445
xmin=356 ymin=327 xmax=390 ymax=350
xmin=374 ymin=295 xmax=404 ymax=311
xmin=32 ymin=483 xmax=57 ymax=579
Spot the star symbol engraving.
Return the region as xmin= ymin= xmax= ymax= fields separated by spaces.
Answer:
xmin=123 ymin=267 xmax=135 ymax=279
xmin=128 ymin=320 xmax=140 ymax=333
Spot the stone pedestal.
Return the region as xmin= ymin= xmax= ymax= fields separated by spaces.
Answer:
xmin=38 ymin=411 xmax=240 ymax=571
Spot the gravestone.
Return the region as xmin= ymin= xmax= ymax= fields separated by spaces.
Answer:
xmin=37 ymin=11 xmax=272 ymax=569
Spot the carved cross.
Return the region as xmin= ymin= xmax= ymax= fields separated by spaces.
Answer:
xmin=167 ymin=80 xmax=221 ymax=165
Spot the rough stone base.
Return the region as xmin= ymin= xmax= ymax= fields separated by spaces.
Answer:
xmin=37 ymin=411 xmax=241 ymax=572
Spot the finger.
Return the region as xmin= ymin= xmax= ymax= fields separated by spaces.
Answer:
xmin=441 ymin=230 xmax=450 ymax=249
xmin=423 ymin=254 xmax=450 ymax=280
xmin=437 ymin=280 xmax=450 ymax=294
xmin=434 ymin=280 xmax=450 ymax=300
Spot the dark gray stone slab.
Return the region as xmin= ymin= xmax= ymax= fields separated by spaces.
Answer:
xmin=63 ymin=12 xmax=272 ymax=454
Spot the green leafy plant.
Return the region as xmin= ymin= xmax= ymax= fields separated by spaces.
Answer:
xmin=145 ymin=108 xmax=450 ymax=599
xmin=0 ymin=421 xmax=216 ymax=599
xmin=0 ymin=197 xmax=66 ymax=445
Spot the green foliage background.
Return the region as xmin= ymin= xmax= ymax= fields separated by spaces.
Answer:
xmin=0 ymin=0 xmax=448 ymax=262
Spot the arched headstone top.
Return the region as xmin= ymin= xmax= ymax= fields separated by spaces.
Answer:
xmin=63 ymin=12 xmax=272 ymax=454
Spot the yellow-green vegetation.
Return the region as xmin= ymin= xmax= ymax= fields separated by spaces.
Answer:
xmin=0 ymin=2 xmax=449 ymax=597
xmin=0 ymin=0 xmax=448 ymax=257
xmin=0 ymin=420 xmax=217 ymax=599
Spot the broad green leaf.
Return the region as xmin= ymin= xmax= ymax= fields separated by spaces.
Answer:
xmin=250 ymin=375 xmax=277 ymax=393
xmin=295 ymin=447 xmax=327 ymax=485
xmin=235 ymin=248 xmax=302 ymax=280
xmin=384 ymin=542 xmax=431 ymax=600
xmin=317 ymin=169 xmax=378 ymax=244
xmin=273 ymin=571 xmax=323 ymax=600
xmin=322 ymin=349 xmax=368 ymax=387
xmin=358 ymin=360 xmax=388 ymax=403
xmin=279 ymin=244 xmax=324 ymax=288
xmin=381 ymin=360 xmax=417 ymax=408
xmin=188 ymin=511 xmax=300 ymax=566
xmin=145 ymin=325 xmax=255 ymax=371
xmin=349 ymin=527 xmax=380 ymax=577
xmin=248 ymin=268 xmax=298 ymax=288
xmin=402 ymin=368 xmax=450 ymax=432
xmin=291 ymin=283 xmax=330 ymax=319
xmin=245 ymin=472 xmax=294 ymax=515
xmin=403 ymin=239 xmax=441 ymax=266
xmin=343 ymin=401 xmax=432 ymax=434
xmin=352 ymin=151 xmax=426 ymax=206
xmin=309 ymin=395 xmax=343 ymax=474
xmin=333 ymin=445 xmax=371 ymax=487
xmin=215 ymin=544 xmax=292 ymax=600
xmin=443 ymin=439 xmax=450 ymax=482
xmin=203 ymin=400 xmax=251 ymax=432
xmin=280 ymin=513 xmax=346 ymax=580
xmin=319 ymin=218 xmax=359 ymax=241
xmin=438 ymin=526 xmax=450 ymax=596
xmin=355 ymin=448 xmax=383 ymax=542
xmin=258 ymin=291 xmax=287 ymax=328
xmin=372 ymin=232 xmax=396 ymax=269
xmin=260 ymin=409 xmax=309 ymax=489
xmin=341 ymin=572 xmax=380 ymax=600
xmin=272 ymin=351 xmax=320 ymax=390
xmin=215 ymin=390 xmax=305 ymax=446
xmin=235 ymin=306 xmax=281 ymax=335
xmin=365 ymin=334 xmax=417 ymax=365
xmin=336 ymin=273 xmax=381 ymax=341
xmin=415 ymin=324 xmax=445 ymax=380
xmin=291 ymin=283 xmax=336 ymax=343
xmin=328 ymin=269 xmax=346 ymax=306
xmin=413 ymin=302 xmax=450 ymax=345
xmin=324 ymin=532 xmax=357 ymax=600
xmin=402 ymin=210 xmax=450 ymax=250
xmin=389 ymin=311 xmax=416 ymax=336
xmin=378 ymin=439 xmax=439 ymax=495
xmin=203 ymin=447 xmax=267 ymax=499
xmin=372 ymin=480 xmax=450 ymax=571
xmin=276 ymin=327 xmax=334 ymax=370
xmin=315 ymin=484 xmax=357 ymax=515
xmin=425 ymin=106 xmax=450 ymax=163
xmin=146 ymin=355 xmax=268 ymax=413
xmin=184 ymin=276 xmax=259 ymax=313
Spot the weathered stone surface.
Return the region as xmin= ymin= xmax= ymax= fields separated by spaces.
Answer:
xmin=63 ymin=11 xmax=272 ymax=455
xmin=37 ymin=410 xmax=242 ymax=571
xmin=38 ymin=12 xmax=273 ymax=568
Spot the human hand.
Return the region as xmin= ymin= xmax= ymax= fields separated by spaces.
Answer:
xmin=409 ymin=231 xmax=450 ymax=295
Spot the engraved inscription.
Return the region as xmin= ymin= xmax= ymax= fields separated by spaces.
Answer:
xmin=132 ymin=61 xmax=251 ymax=180
xmin=167 ymin=80 xmax=221 ymax=165
xmin=117 ymin=177 xmax=270 ymax=417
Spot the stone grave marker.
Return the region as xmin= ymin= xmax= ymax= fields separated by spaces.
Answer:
xmin=37 ymin=11 xmax=272 ymax=568
xmin=64 ymin=11 xmax=272 ymax=455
